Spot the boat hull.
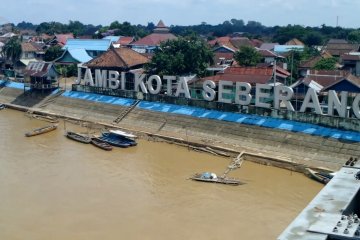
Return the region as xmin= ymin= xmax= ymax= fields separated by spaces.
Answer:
xmin=91 ymin=137 xmax=113 ymax=151
xmin=25 ymin=125 xmax=58 ymax=137
xmin=66 ymin=131 xmax=91 ymax=144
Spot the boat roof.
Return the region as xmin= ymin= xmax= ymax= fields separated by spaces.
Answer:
xmin=109 ymin=129 xmax=137 ymax=138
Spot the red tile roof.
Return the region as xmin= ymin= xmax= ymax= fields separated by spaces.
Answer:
xmin=258 ymin=49 xmax=277 ymax=58
xmin=201 ymin=67 xmax=275 ymax=85
xmin=55 ymin=33 xmax=74 ymax=46
xmin=156 ymin=20 xmax=166 ymax=28
xmin=21 ymin=42 xmax=41 ymax=52
xmin=304 ymin=70 xmax=349 ymax=88
xmin=85 ymin=47 xmax=149 ymax=69
xmin=130 ymin=33 xmax=177 ymax=46
xmin=118 ymin=36 xmax=134 ymax=45
xmin=341 ymin=53 xmax=360 ymax=61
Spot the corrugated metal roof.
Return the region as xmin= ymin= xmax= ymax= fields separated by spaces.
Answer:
xmin=103 ymin=36 xmax=121 ymax=43
xmin=274 ymin=45 xmax=304 ymax=53
xmin=68 ymin=49 xmax=93 ymax=63
xmin=63 ymin=39 xmax=111 ymax=51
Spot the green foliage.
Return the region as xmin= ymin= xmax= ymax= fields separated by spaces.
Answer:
xmin=272 ymin=25 xmax=307 ymax=44
xmin=313 ymin=58 xmax=337 ymax=70
xmin=348 ymin=30 xmax=360 ymax=43
xmin=304 ymin=32 xmax=324 ymax=46
xmin=2 ymin=37 xmax=22 ymax=66
xmin=145 ymin=35 xmax=214 ymax=77
xmin=234 ymin=46 xmax=261 ymax=67
xmin=44 ymin=46 xmax=64 ymax=62
xmin=56 ymin=64 xmax=78 ymax=77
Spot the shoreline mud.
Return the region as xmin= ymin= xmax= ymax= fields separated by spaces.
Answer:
xmin=0 ymin=101 xmax=338 ymax=174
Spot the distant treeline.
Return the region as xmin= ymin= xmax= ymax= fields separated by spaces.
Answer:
xmin=14 ymin=19 xmax=360 ymax=44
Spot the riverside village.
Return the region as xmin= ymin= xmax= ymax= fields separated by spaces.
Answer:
xmin=1 ymin=18 xmax=360 ymax=240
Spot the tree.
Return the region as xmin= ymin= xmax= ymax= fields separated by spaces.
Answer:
xmin=348 ymin=30 xmax=360 ymax=43
xmin=304 ymin=32 xmax=324 ymax=46
xmin=2 ymin=37 xmax=22 ymax=67
xmin=146 ymin=35 xmax=214 ymax=77
xmin=313 ymin=58 xmax=337 ymax=70
xmin=234 ymin=46 xmax=261 ymax=67
xmin=44 ymin=45 xmax=64 ymax=61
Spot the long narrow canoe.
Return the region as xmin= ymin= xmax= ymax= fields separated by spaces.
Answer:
xmin=91 ymin=137 xmax=113 ymax=151
xmin=66 ymin=131 xmax=91 ymax=144
xmin=25 ymin=124 xmax=58 ymax=137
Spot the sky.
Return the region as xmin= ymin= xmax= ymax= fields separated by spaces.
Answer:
xmin=1 ymin=0 xmax=359 ymax=28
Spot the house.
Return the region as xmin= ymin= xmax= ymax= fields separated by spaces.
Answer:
xmin=23 ymin=61 xmax=59 ymax=90
xmin=47 ymin=33 xmax=74 ymax=47
xmin=208 ymin=36 xmax=238 ymax=51
xmin=341 ymin=52 xmax=360 ymax=77
xmin=13 ymin=42 xmax=46 ymax=73
xmin=84 ymin=47 xmax=150 ymax=90
xmin=291 ymin=70 xmax=349 ymax=109
xmin=298 ymin=51 xmax=333 ymax=77
xmin=321 ymin=73 xmax=360 ymax=93
xmin=257 ymin=49 xmax=280 ymax=64
xmin=130 ymin=20 xmax=177 ymax=54
xmin=117 ymin=36 xmax=134 ymax=46
xmin=55 ymin=39 xmax=112 ymax=64
xmin=209 ymin=45 xmax=235 ymax=71
xmin=325 ymin=39 xmax=360 ymax=57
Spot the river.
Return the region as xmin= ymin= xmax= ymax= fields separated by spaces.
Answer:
xmin=0 ymin=109 xmax=322 ymax=239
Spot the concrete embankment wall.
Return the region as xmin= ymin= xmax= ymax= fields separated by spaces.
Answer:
xmin=1 ymin=86 xmax=359 ymax=170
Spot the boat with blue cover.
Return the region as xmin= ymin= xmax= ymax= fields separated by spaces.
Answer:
xmin=99 ymin=132 xmax=132 ymax=148
xmin=101 ymin=131 xmax=137 ymax=147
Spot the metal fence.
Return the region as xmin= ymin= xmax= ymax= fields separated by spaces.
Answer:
xmin=72 ymin=84 xmax=360 ymax=132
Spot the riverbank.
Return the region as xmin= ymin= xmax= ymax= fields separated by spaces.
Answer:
xmin=0 ymin=83 xmax=359 ymax=171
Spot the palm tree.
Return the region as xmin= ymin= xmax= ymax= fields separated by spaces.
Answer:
xmin=2 ymin=37 xmax=22 ymax=68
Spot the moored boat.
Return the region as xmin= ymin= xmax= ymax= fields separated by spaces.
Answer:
xmin=66 ymin=131 xmax=91 ymax=144
xmin=99 ymin=133 xmax=131 ymax=148
xmin=305 ymin=168 xmax=335 ymax=184
xmin=91 ymin=137 xmax=113 ymax=151
xmin=108 ymin=129 xmax=137 ymax=139
xmin=101 ymin=132 xmax=137 ymax=147
xmin=25 ymin=124 xmax=58 ymax=137
xmin=190 ymin=172 xmax=244 ymax=186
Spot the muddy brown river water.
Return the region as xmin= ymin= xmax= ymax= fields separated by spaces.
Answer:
xmin=0 ymin=109 xmax=322 ymax=239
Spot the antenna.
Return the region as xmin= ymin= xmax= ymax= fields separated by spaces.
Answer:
xmin=336 ymin=16 xmax=339 ymax=27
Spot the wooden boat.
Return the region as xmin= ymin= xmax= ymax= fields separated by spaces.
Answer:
xmin=91 ymin=137 xmax=113 ymax=151
xmin=66 ymin=131 xmax=91 ymax=144
xmin=25 ymin=124 xmax=58 ymax=137
xmin=33 ymin=114 xmax=59 ymax=123
xmin=190 ymin=172 xmax=245 ymax=186
xmin=305 ymin=168 xmax=335 ymax=184
xmin=99 ymin=133 xmax=131 ymax=148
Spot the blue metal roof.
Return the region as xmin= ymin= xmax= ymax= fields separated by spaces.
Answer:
xmin=274 ymin=45 xmax=304 ymax=53
xmin=103 ymin=36 xmax=121 ymax=43
xmin=62 ymin=39 xmax=111 ymax=51
xmin=67 ymin=49 xmax=93 ymax=63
